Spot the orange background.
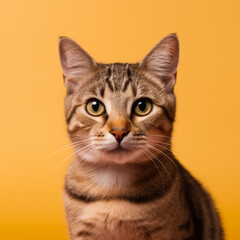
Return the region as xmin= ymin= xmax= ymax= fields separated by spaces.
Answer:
xmin=0 ymin=0 xmax=239 ymax=239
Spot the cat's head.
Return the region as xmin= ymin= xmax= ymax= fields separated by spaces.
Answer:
xmin=59 ymin=34 xmax=179 ymax=164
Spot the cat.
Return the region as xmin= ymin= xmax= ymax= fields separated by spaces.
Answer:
xmin=58 ymin=34 xmax=224 ymax=240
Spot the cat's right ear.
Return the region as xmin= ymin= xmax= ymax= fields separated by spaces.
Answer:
xmin=59 ymin=37 xmax=97 ymax=94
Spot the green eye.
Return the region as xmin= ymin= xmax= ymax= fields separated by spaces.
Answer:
xmin=133 ymin=98 xmax=152 ymax=116
xmin=86 ymin=99 xmax=105 ymax=116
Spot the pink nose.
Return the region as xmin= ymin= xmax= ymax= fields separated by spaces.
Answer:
xmin=110 ymin=129 xmax=129 ymax=143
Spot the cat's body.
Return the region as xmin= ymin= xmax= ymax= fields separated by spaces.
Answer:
xmin=59 ymin=35 xmax=224 ymax=239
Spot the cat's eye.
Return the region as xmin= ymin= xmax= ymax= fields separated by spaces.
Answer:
xmin=133 ymin=98 xmax=152 ymax=116
xmin=86 ymin=99 xmax=105 ymax=116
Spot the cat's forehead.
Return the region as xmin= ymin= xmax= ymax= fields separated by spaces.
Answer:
xmin=98 ymin=63 xmax=164 ymax=100
xmin=101 ymin=66 xmax=134 ymax=115
xmin=101 ymin=63 xmax=135 ymax=93
xmin=76 ymin=62 xmax=164 ymax=104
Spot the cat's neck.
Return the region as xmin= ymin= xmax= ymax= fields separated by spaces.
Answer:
xmin=65 ymin=154 xmax=179 ymax=200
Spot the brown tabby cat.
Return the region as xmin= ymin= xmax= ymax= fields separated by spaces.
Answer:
xmin=58 ymin=34 xmax=224 ymax=240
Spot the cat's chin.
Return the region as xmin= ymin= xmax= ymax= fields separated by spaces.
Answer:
xmin=106 ymin=146 xmax=130 ymax=154
xmin=77 ymin=144 xmax=148 ymax=164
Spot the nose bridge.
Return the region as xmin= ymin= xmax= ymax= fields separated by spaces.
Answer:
xmin=107 ymin=95 xmax=131 ymax=143
xmin=108 ymin=96 xmax=130 ymax=130
xmin=108 ymin=116 xmax=130 ymax=130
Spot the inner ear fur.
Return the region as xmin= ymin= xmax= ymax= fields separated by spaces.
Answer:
xmin=140 ymin=34 xmax=179 ymax=92
xmin=59 ymin=37 xmax=97 ymax=94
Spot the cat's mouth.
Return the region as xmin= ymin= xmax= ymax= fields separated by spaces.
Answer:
xmin=106 ymin=145 xmax=130 ymax=154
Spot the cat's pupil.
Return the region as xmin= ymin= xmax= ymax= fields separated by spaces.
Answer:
xmin=138 ymin=101 xmax=146 ymax=111
xmin=92 ymin=101 xmax=99 ymax=112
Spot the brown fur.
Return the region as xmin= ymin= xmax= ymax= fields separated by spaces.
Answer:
xmin=58 ymin=34 xmax=224 ymax=239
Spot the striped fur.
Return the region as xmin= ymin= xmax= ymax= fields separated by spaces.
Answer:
xmin=59 ymin=34 xmax=224 ymax=239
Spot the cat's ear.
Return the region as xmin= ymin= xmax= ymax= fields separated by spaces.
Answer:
xmin=140 ymin=34 xmax=179 ymax=92
xmin=59 ymin=37 xmax=97 ymax=93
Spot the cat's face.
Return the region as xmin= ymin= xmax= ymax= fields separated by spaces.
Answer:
xmin=59 ymin=34 xmax=179 ymax=164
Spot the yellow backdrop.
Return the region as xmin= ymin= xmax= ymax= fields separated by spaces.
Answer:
xmin=0 ymin=0 xmax=239 ymax=239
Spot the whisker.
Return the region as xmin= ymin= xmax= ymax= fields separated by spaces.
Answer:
xmin=142 ymin=150 xmax=164 ymax=184
xmin=59 ymin=139 xmax=91 ymax=148
xmin=72 ymin=139 xmax=92 ymax=144
xmin=47 ymin=139 xmax=91 ymax=159
xmin=47 ymin=143 xmax=82 ymax=159
xmin=83 ymin=148 xmax=96 ymax=161
xmin=149 ymin=140 xmax=172 ymax=146
xmin=58 ymin=146 xmax=91 ymax=167
xmin=148 ymin=144 xmax=182 ymax=174
xmin=57 ymin=143 xmax=93 ymax=168
xmin=148 ymin=134 xmax=172 ymax=139
xmin=154 ymin=143 xmax=174 ymax=154
xmin=145 ymin=148 xmax=172 ymax=183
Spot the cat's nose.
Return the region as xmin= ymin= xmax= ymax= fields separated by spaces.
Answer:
xmin=110 ymin=129 xmax=129 ymax=143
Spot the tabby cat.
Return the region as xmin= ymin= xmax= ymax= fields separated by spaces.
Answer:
xmin=58 ymin=34 xmax=223 ymax=240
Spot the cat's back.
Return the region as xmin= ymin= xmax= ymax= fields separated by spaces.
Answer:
xmin=181 ymin=166 xmax=224 ymax=240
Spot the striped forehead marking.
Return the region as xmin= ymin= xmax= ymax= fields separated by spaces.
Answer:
xmin=104 ymin=63 xmax=133 ymax=93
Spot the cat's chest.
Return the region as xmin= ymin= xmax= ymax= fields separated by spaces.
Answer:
xmin=65 ymin=194 xmax=191 ymax=240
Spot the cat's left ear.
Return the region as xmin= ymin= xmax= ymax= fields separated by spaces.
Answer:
xmin=140 ymin=34 xmax=179 ymax=92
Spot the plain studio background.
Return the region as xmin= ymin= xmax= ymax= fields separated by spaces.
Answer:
xmin=0 ymin=0 xmax=239 ymax=239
